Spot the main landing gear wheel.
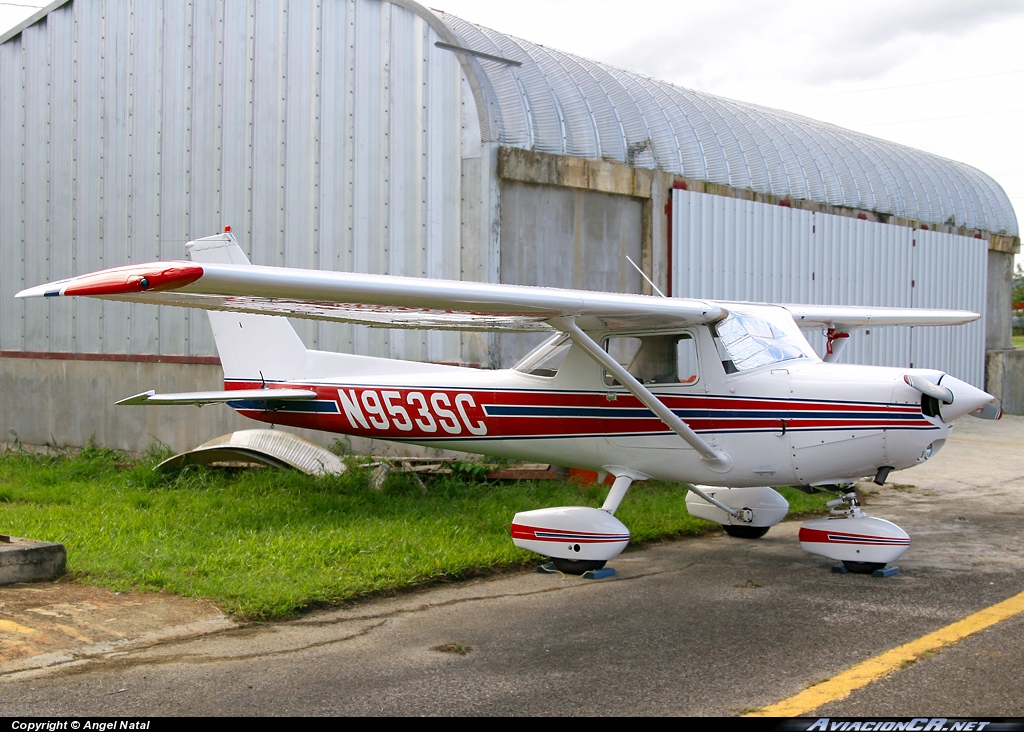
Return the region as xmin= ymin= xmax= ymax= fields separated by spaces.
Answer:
xmin=549 ymin=557 xmax=607 ymax=574
xmin=842 ymin=561 xmax=886 ymax=574
xmin=723 ymin=525 xmax=770 ymax=539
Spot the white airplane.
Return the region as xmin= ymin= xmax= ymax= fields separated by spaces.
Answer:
xmin=18 ymin=231 xmax=1000 ymax=575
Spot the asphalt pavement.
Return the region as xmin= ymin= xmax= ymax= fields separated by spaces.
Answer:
xmin=0 ymin=415 xmax=1022 ymax=716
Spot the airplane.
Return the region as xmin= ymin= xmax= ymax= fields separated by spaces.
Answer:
xmin=17 ymin=230 xmax=1001 ymax=575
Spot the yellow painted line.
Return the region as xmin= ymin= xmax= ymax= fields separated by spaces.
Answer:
xmin=0 ymin=619 xmax=38 ymax=635
xmin=747 ymin=588 xmax=1024 ymax=717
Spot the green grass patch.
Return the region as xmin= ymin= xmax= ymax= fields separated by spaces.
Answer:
xmin=0 ymin=446 xmax=830 ymax=619
xmin=1013 ymin=333 xmax=1024 ymax=349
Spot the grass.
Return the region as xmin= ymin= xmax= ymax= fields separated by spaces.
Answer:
xmin=0 ymin=445 xmax=830 ymax=619
xmin=1013 ymin=333 xmax=1024 ymax=349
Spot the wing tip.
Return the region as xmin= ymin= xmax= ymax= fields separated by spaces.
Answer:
xmin=116 ymin=390 xmax=157 ymax=406
xmin=15 ymin=284 xmax=64 ymax=299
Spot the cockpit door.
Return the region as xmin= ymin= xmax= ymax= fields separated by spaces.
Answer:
xmin=604 ymin=331 xmax=705 ymax=449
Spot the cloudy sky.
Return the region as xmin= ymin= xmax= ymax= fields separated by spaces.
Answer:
xmin=3 ymin=0 xmax=1022 ymax=248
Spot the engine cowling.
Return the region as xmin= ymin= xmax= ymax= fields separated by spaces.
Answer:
xmin=511 ymin=506 xmax=630 ymax=562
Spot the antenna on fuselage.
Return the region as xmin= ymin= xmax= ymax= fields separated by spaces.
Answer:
xmin=625 ymin=256 xmax=666 ymax=297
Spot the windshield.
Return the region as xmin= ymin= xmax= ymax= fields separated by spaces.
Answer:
xmin=713 ymin=310 xmax=815 ymax=373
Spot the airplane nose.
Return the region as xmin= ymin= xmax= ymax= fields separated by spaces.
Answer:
xmin=905 ymin=374 xmax=991 ymax=421
xmin=935 ymin=375 xmax=996 ymax=422
xmin=903 ymin=373 xmax=996 ymax=422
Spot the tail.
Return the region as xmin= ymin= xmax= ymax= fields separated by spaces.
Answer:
xmin=187 ymin=232 xmax=307 ymax=383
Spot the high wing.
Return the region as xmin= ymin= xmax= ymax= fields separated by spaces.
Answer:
xmin=17 ymin=259 xmax=728 ymax=332
xmin=15 ymin=262 xmax=979 ymax=333
xmin=781 ymin=303 xmax=979 ymax=329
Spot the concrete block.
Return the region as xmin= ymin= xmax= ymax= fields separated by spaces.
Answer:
xmin=987 ymin=250 xmax=1013 ymax=350
xmin=985 ymin=348 xmax=1024 ymax=415
xmin=0 ymin=537 xmax=66 ymax=585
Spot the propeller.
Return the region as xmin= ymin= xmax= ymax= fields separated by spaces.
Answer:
xmin=903 ymin=374 xmax=999 ymax=421
xmin=903 ymin=374 xmax=953 ymax=403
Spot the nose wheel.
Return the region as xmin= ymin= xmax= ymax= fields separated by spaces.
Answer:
xmin=799 ymin=490 xmax=911 ymax=571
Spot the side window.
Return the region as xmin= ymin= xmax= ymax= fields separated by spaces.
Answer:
xmin=603 ymin=333 xmax=698 ymax=386
xmin=677 ymin=334 xmax=698 ymax=384
xmin=513 ymin=333 xmax=572 ymax=377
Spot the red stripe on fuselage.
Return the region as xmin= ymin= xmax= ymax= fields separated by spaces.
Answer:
xmin=224 ymin=380 xmax=932 ymax=441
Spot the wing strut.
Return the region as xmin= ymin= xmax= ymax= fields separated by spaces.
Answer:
xmin=554 ymin=318 xmax=733 ymax=474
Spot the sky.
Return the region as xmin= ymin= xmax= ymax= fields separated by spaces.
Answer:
xmin=2 ymin=0 xmax=1022 ymax=257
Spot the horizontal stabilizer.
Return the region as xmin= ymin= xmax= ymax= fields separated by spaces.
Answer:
xmin=116 ymin=389 xmax=318 ymax=406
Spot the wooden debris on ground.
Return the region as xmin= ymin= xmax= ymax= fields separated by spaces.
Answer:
xmin=358 ymin=457 xmax=566 ymax=489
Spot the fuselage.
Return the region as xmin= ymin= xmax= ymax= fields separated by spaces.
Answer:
xmin=223 ymin=321 xmax=952 ymax=487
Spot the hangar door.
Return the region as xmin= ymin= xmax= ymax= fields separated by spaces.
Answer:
xmin=671 ymin=189 xmax=987 ymax=387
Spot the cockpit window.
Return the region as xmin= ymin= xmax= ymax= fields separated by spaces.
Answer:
xmin=603 ymin=333 xmax=698 ymax=386
xmin=513 ymin=333 xmax=572 ymax=377
xmin=713 ymin=311 xmax=812 ymax=373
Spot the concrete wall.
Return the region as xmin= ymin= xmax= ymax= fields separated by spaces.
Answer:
xmin=0 ymin=356 xmax=433 ymax=456
xmin=981 ymin=250 xmax=1024 ymax=416
xmin=496 ymin=181 xmax=644 ymax=365
xmin=987 ymin=250 xmax=1014 ymax=350
xmin=986 ymin=349 xmax=1024 ymax=416
xmin=493 ymin=147 xmax=674 ymax=367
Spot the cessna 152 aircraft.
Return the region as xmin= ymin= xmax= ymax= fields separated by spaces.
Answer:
xmin=18 ymin=231 xmax=1000 ymax=574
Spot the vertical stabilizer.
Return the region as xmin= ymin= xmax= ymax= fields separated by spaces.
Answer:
xmin=186 ymin=233 xmax=307 ymax=383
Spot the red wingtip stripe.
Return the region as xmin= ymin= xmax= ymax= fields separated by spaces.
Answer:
xmin=63 ymin=263 xmax=203 ymax=296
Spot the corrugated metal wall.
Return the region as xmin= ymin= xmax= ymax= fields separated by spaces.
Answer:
xmin=0 ymin=0 xmax=466 ymax=363
xmin=671 ymin=188 xmax=987 ymax=386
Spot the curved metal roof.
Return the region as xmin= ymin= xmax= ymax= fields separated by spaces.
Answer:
xmin=438 ymin=12 xmax=1018 ymax=236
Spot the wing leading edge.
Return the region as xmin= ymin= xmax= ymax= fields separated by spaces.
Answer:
xmin=17 ymin=233 xmax=978 ymax=333
xmin=781 ymin=303 xmax=979 ymax=329
xmin=18 ymin=259 xmax=725 ymax=332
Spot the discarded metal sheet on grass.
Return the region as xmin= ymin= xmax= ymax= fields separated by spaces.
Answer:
xmin=157 ymin=429 xmax=346 ymax=476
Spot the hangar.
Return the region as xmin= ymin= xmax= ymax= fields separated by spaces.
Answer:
xmin=1 ymin=0 xmax=1020 ymax=452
